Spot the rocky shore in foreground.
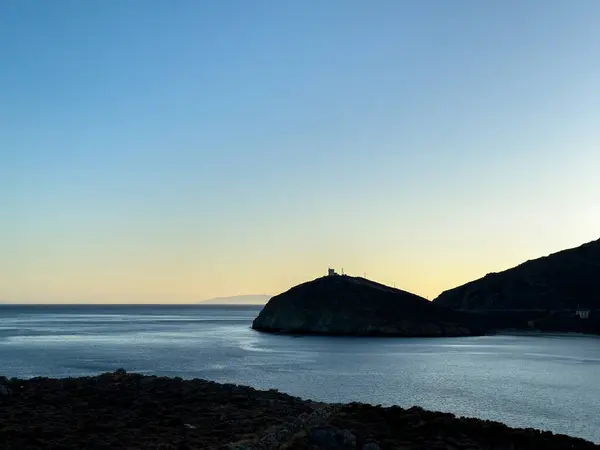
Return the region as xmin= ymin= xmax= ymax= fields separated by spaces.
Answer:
xmin=0 ymin=371 xmax=597 ymax=450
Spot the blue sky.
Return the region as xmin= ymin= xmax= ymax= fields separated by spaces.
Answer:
xmin=2 ymin=1 xmax=599 ymax=302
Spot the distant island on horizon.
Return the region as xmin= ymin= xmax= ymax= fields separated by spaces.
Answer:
xmin=198 ymin=294 xmax=271 ymax=305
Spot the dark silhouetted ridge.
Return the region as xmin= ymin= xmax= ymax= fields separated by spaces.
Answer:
xmin=434 ymin=238 xmax=600 ymax=310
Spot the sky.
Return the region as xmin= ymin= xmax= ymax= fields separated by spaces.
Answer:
xmin=1 ymin=0 xmax=599 ymax=303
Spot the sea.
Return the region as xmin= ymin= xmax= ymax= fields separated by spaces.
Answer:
xmin=0 ymin=304 xmax=598 ymax=443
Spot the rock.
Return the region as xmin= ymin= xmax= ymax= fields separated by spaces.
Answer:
xmin=85 ymin=438 xmax=112 ymax=450
xmin=252 ymin=275 xmax=481 ymax=337
xmin=139 ymin=376 xmax=156 ymax=386
xmin=336 ymin=429 xmax=356 ymax=448
xmin=310 ymin=427 xmax=356 ymax=449
xmin=311 ymin=427 xmax=339 ymax=448
xmin=362 ymin=443 xmax=380 ymax=450
xmin=0 ymin=385 xmax=11 ymax=396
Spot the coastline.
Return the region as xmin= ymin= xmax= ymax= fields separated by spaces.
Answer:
xmin=0 ymin=371 xmax=597 ymax=450
xmin=489 ymin=330 xmax=600 ymax=338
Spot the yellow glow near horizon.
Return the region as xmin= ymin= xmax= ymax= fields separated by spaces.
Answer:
xmin=3 ymin=229 xmax=598 ymax=304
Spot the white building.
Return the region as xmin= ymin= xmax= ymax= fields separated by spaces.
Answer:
xmin=576 ymin=309 xmax=590 ymax=319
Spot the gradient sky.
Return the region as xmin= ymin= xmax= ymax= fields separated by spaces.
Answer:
xmin=2 ymin=1 xmax=599 ymax=303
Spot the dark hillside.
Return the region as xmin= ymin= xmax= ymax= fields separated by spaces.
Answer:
xmin=252 ymin=275 xmax=483 ymax=337
xmin=434 ymin=238 xmax=600 ymax=311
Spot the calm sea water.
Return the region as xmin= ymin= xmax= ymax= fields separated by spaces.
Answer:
xmin=0 ymin=305 xmax=598 ymax=443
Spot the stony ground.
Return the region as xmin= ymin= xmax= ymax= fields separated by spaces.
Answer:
xmin=0 ymin=371 xmax=596 ymax=450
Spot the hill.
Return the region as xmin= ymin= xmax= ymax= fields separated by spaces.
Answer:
xmin=252 ymin=274 xmax=483 ymax=337
xmin=434 ymin=238 xmax=600 ymax=311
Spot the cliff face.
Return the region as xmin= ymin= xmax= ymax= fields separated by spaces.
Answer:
xmin=252 ymin=275 xmax=481 ymax=337
xmin=434 ymin=238 xmax=600 ymax=311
